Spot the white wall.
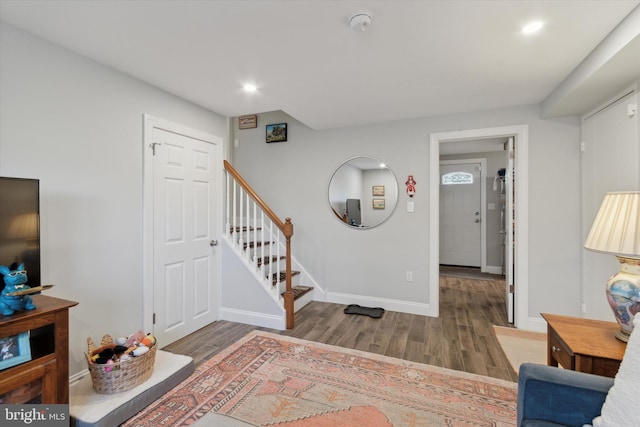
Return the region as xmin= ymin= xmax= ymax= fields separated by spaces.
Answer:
xmin=232 ymin=107 xmax=582 ymax=326
xmin=0 ymin=23 xmax=228 ymax=376
xmin=581 ymin=84 xmax=639 ymax=322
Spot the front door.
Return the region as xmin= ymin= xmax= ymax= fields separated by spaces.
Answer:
xmin=147 ymin=117 xmax=222 ymax=346
xmin=439 ymin=162 xmax=482 ymax=267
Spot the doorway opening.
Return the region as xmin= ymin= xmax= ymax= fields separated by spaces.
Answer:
xmin=429 ymin=125 xmax=529 ymax=329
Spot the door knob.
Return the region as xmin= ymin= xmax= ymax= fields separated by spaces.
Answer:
xmin=210 ymin=240 xmax=219 ymax=247
xmin=474 ymin=219 xmax=480 ymax=223
xmin=475 ymin=212 xmax=480 ymax=215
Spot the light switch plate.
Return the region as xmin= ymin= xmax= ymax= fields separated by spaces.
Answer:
xmin=407 ymin=201 xmax=414 ymax=212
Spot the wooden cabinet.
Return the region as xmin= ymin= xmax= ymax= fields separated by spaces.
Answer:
xmin=0 ymin=295 xmax=78 ymax=404
xmin=542 ymin=313 xmax=626 ymax=378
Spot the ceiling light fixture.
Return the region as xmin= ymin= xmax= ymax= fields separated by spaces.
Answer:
xmin=243 ymin=83 xmax=257 ymax=93
xmin=349 ymin=10 xmax=373 ymax=32
xmin=522 ymin=21 xmax=544 ymax=34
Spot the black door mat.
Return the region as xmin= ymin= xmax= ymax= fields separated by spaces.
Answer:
xmin=343 ymin=304 xmax=385 ymax=318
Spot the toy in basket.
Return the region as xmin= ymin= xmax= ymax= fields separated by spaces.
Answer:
xmin=85 ymin=330 xmax=157 ymax=394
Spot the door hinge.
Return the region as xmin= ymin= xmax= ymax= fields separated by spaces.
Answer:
xmin=509 ymin=284 xmax=514 ymax=293
xmin=153 ymin=313 xmax=156 ymax=325
xmin=580 ymin=141 xmax=586 ymax=153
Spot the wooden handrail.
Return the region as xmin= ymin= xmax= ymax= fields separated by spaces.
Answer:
xmin=224 ymin=160 xmax=290 ymax=235
xmin=224 ymin=160 xmax=295 ymax=329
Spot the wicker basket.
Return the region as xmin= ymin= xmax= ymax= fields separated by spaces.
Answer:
xmin=85 ymin=334 xmax=157 ymax=394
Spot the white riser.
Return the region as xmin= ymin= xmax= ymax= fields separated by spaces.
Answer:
xmin=277 ymin=275 xmax=299 ymax=293
xmin=294 ymin=290 xmax=314 ymax=312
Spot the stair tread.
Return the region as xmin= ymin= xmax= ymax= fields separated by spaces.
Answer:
xmin=243 ymin=241 xmax=273 ymax=249
xmin=256 ymin=255 xmax=286 ymax=267
xmin=231 ymin=225 xmax=262 ymax=233
xmin=282 ymin=286 xmax=314 ymax=300
xmin=272 ymin=270 xmax=300 ymax=284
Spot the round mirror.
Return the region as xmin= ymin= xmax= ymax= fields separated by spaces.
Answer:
xmin=328 ymin=157 xmax=399 ymax=228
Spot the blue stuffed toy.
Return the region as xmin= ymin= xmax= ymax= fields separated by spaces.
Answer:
xmin=0 ymin=263 xmax=36 ymax=316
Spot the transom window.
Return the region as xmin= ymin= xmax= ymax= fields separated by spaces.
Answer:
xmin=442 ymin=172 xmax=473 ymax=185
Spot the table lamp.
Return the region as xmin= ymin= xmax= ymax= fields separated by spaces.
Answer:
xmin=584 ymin=191 xmax=640 ymax=342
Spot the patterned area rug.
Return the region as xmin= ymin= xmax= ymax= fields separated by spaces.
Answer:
xmin=124 ymin=331 xmax=517 ymax=427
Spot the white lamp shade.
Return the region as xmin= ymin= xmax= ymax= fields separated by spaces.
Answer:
xmin=584 ymin=191 xmax=640 ymax=257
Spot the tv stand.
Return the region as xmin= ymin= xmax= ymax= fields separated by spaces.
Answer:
xmin=0 ymin=295 xmax=78 ymax=403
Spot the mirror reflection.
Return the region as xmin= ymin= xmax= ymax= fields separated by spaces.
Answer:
xmin=328 ymin=157 xmax=399 ymax=228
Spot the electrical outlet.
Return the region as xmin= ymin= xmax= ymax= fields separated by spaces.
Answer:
xmin=405 ymin=271 xmax=413 ymax=282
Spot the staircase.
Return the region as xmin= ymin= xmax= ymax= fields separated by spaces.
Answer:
xmin=223 ymin=161 xmax=314 ymax=328
xmin=231 ymin=224 xmax=314 ymax=311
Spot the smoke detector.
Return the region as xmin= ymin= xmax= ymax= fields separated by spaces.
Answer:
xmin=349 ymin=10 xmax=373 ymax=31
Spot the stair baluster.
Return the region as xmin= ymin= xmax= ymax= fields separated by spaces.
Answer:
xmin=260 ymin=211 xmax=265 ymax=276
xmin=226 ymin=171 xmax=231 ymax=236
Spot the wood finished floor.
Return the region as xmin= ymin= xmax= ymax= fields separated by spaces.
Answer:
xmin=163 ymin=272 xmax=518 ymax=382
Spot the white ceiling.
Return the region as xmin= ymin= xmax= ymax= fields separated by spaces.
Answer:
xmin=1 ymin=0 xmax=639 ymax=130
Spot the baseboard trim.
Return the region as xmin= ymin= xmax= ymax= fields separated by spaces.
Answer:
xmin=526 ymin=316 xmax=548 ymax=333
xmin=69 ymin=368 xmax=90 ymax=386
xmin=326 ymin=292 xmax=436 ymax=317
xmin=220 ymin=307 xmax=286 ymax=330
xmin=483 ymin=265 xmax=503 ymax=275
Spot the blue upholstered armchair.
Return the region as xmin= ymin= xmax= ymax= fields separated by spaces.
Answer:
xmin=517 ymin=363 xmax=614 ymax=427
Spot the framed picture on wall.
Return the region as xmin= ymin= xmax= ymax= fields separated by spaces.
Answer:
xmin=372 ymin=185 xmax=385 ymax=196
xmin=0 ymin=332 xmax=31 ymax=371
xmin=238 ymin=115 xmax=257 ymax=129
xmin=373 ymin=199 xmax=385 ymax=209
xmin=266 ymin=123 xmax=287 ymax=143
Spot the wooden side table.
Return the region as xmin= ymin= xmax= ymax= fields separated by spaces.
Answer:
xmin=0 ymin=295 xmax=78 ymax=403
xmin=541 ymin=313 xmax=626 ymax=378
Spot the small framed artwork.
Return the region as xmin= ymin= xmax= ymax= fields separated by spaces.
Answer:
xmin=372 ymin=185 xmax=385 ymax=196
xmin=238 ymin=115 xmax=257 ymax=129
xmin=0 ymin=332 xmax=31 ymax=371
xmin=266 ymin=123 xmax=287 ymax=143
xmin=373 ymin=199 xmax=385 ymax=209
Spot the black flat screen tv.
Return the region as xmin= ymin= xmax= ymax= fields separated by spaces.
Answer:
xmin=0 ymin=177 xmax=41 ymax=292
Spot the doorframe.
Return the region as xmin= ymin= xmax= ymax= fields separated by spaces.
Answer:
xmin=142 ymin=114 xmax=224 ymax=336
xmin=439 ymin=158 xmax=487 ymax=271
xmin=429 ymin=125 xmax=529 ymax=328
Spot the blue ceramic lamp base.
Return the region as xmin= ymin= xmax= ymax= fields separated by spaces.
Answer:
xmin=606 ymin=256 xmax=640 ymax=342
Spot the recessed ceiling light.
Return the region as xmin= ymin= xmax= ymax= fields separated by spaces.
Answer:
xmin=243 ymin=84 xmax=257 ymax=93
xmin=522 ymin=21 xmax=544 ymax=34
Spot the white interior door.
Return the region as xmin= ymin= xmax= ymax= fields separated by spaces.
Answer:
xmin=439 ymin=162 xmax=482 ymax=267
xmin=148 ymin=119 xmax=222 ymax=346
xmin=505 ymin=137 xmax=515 ymax=323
